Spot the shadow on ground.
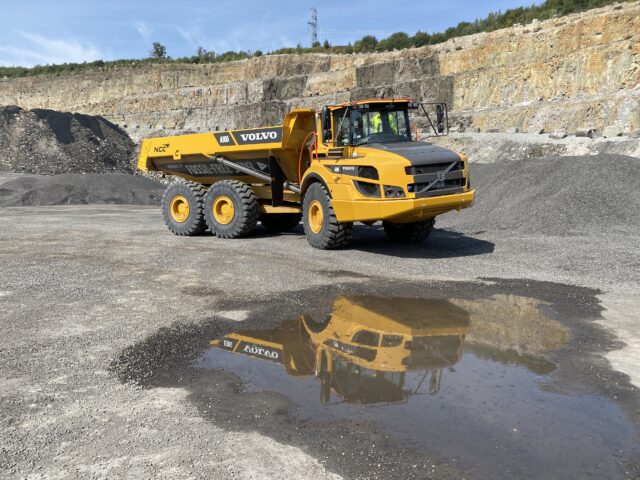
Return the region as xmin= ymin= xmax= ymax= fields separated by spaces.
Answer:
xmin=247 ymin=225 xmax=495 ymax=259
xmin=349 ymin=226 xmax=495 ymax=259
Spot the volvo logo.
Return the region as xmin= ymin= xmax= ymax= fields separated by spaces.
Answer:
xmin=239 ymin=131 xmax=278 ymax=142
xmin=233 ymin=127 xmax=283 ymax=145
xmin=437 ymin=171 xmax=446 ymax=181
xmin=242 ymin=344 xmax=280 ymax=359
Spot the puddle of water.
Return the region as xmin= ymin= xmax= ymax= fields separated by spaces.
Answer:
xmin=194 ymin=295 xmax=638 ymax=479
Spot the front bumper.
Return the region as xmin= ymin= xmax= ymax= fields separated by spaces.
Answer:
xmin=331 ymin=190 xmax=475 ymax=223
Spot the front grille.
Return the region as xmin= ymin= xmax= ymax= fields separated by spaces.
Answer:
xmin=405 ymin=161 xmax=462 ymax=176
xmin=412 ymin=178 xmax=464 ymax=197
xmin=407 ymin=161 xmax=465 ymax=198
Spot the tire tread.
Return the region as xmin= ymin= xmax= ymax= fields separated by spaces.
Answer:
xmin=161 ymin=179 xmax=207 ymax=236
xmin=204 ymin=180 xmax=258 ymax=238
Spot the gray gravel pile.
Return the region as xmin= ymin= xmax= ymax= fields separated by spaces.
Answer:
xmin=0 ymin=105 xmax=135 ymax=174
xmin=0 ymin=173 xmax=164 ymax=207
xmin=442 ymin=154 xmax=640 ymax=235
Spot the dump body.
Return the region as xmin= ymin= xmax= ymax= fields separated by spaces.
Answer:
xmin=138 ymin=109 xmax=315 ymax=190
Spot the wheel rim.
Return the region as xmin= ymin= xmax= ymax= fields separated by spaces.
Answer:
xmin=169 ymin=195 xmax=190 ymax=223
xmin=213 ymin=195 xmax=235 ymax=225
xmin=309 ymin=200 xmax=324 ymax=234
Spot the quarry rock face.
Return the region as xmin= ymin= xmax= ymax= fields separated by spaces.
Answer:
xmin=0 ymin=2 xmax=638 ymax=141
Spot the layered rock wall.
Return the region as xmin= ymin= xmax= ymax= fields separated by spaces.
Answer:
xmin=1 ymin=2 xmax=638 ymax=140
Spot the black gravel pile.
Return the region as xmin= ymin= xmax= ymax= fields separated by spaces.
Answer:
xmin=0 ymin=174 xmax=164 ymax=207
xmin=442 ymin=154 xmax=640 ymax=235
xmin=0 ymin=106 xmax=135 ymax=174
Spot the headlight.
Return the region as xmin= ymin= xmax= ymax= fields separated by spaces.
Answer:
xmin=354 ymin=180 xmax=381 ymax=198
xmin=357 ymin=166 xmax=378 ymax=180
xmin=383 ymin=185 xmax=405 ymax=198
xmin=338 ymin=165 xmax=379 ymax=180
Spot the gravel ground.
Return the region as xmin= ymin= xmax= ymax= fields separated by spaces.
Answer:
xmin=0 ymin=205 xmax=639 ymax=479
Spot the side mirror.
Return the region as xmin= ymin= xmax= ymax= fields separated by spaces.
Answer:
xmin=321 ymin=106 xmax=332 ymax=143
xmin=436 ymin=104 xmax=445 ymax=134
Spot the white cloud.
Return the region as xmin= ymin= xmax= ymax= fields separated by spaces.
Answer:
xmin=176 ymin=25 xmax=226 ymax=54
xmin=133 ymin=20 xmax=153 ymax=41
xmin=176 ymin=27 xmax=198 ymax=48
xmin=0 ymin=31 xmax=102 ymax=67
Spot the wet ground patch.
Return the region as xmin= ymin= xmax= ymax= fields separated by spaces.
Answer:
xmin=111 ymin=279 xmax=640 ymax=479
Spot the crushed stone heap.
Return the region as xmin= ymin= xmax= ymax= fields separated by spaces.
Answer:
xmin=0 ymin=106 xmax=135 ymax=174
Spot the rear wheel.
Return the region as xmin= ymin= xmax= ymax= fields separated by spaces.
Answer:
xmin=383 ymin=218 xmax=435 ymax=243
xmin=260 ymin=213 xmax=302 ymax=232
xmin=204 ymin=180 xmax=258 ymax=238
xmin=302 ymin=183 xmax=351 ymax=249
xmin=161 ymin=180 xmax=207 ymax=236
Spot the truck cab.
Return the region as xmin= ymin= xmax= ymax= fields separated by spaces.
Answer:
xmin=293 ymin=98 xmax=474 ymax=247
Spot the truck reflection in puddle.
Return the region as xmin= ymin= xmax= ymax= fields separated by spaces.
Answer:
xmin=196 ymin=295 xmax=637 ymax=479
xmin=209 ymin=296 xmax=512 ymax=405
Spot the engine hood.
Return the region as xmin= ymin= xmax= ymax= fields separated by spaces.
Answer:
xmin=362 ymin=141 xmax=461 ymax=166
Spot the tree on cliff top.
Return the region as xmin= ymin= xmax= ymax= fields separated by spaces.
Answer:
xmin=150 ymin=42 xmax=167 ymax=60
xmin=354 ymin=35 xmax=378 ymax=53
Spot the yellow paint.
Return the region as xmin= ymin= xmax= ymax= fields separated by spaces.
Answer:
xmin=212 ymin=195 xmax=235 ymax=225
xmin=308 ymin=200 xmax=324 ymax=233
xmin=169 ymin=195 xmax=190 ymax=223
xmin=259 ymin=205 xmax=302 ymax=214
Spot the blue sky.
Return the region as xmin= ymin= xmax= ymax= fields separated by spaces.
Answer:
xmin=0 ymin=0 xmax=541 ymax=67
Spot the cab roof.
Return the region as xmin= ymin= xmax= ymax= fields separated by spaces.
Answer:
xmin=327 ymin=97 xmax=414 ymax=111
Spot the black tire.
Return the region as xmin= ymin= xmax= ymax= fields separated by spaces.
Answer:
xmin=260 ymin=213 xmax=302 ymax=232
xmin=204 ymin=180 xmax=258 ymax=238
xmin=302 ymin=182 xmax=352 ymax=250
xmin=383 ymin=218 xmax=435 ymax=243
xmin=161 ymin=180 xmax=207 ymax=236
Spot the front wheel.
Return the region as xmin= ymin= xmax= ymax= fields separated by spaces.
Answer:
xmin=383 ymin=218 xmax=435 ymax=243
xmin=302 ymin=183 xmax=351 ymax=250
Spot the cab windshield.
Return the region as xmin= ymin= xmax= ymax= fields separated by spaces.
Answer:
xmin=333 ymin=104 xmax=411 ymax=146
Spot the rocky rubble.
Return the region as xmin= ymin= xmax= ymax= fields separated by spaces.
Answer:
xmin=0 ymin=106 xmax=135 ymax=174
xmin=440 ymin=154 xmax=640 ymax=236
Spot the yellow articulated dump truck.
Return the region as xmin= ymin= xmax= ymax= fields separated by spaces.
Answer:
xmin=138 ymin=98 xmax=475 ymax=249
xmin=210 ymin=296 xmax=470 ymax=405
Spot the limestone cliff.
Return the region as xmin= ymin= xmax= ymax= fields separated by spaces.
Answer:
xmin=1 ymin=2 xmax=638 ymax=140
